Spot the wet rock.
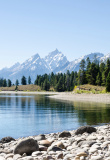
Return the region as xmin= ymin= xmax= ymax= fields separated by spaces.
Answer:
xmin=75 ymin=126 xmax=97 ymax=135
xmin=13 ymin=138 xmax=39 ymax=155
xmin=59 ymin=131 xmax=71 ymax=138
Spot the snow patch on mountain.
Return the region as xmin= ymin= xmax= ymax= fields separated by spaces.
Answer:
xmin=0 ymin=49 xmax=109 ymax=83
xmin=44 ymin=49 xmax=69 ymax=71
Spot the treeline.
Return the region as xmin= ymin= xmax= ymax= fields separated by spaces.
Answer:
xmin=1 ymin=56 xmax=110 ymax=92
xmin=77 ymin=57 xmax=110 ymax=91
xmin=0 ymin=79 xmax=12 ymax=87
xmin=34 ymin=71 xmax=77 ymax=91
xmin=0 ymin=76 xmax=31 ymax=87
xmin=34 ymin=57 xmax=110 ymax=91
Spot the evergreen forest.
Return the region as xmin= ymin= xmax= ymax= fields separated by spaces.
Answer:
xmin=0 ymin=57 xmax=110 ymax=92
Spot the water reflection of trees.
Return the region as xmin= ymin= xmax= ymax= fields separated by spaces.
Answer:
xmin=0 ymin=94 xmax=110 ymax=126
xmin=72 ymin=101 xmax=110 ymax=125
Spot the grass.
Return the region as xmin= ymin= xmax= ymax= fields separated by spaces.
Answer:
xmin=0 ymin=84 xmax=41 ymax=92
xmin=74 ymin=84 xmax=106 ymax=94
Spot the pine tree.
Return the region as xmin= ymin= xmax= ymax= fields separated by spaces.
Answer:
xmin=50 ymin=72 xmax=54 ymax=87
xmin=7 ymin=79 xmax=12 ymax=87
xmin=0 ymin=78 xmax=3 ymax=87
xmin=96 ymin=72 xmax=101 ymax=86
xmin=28 ymin=76 xmax=31 ymax=84
xmin=104 ymin=59 xmax=110 ymax=79
xmin=55 ymin=76 xmax=64 ymax=92
xmin=3 ymin=79 xmax=7 ymax=87
xmin=15 ymin=79 xmax=19 ymax=86
xmin=106 ymin=72 xmax=110 ymax=92
xmin=86 ymin=62 xmax=98 ymax=85
xmin=21 ymin=76 xmax=27 ymax=85
xmin=43 ymin=79 xmax=50 ymax=91
xmin=102 ymin=71 xmax=106 ymax=86
xmin=78 ymin=59 xmax=86 ymax=85
xmin=66 ymin=70 xmax=70 ymax=91
xmin=100 ymin=61 xmax=105 ymax=73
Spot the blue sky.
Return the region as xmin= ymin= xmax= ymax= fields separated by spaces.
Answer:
xmin=0 ymin=0 xmax=110 ymax=69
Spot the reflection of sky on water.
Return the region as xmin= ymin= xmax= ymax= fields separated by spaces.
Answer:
xmin=0 ymin=94 xmax=110 ymax=139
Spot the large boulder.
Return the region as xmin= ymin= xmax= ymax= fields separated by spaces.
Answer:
xmin=59 ymin=131 xmax=71 ymax=138
xmin=0 ymin=137 xmax=15 ymax=143
xmin=13 ymin=138 xmax=39 ymax=155
xmin=75 ymin=126 xmax=97 ymax=135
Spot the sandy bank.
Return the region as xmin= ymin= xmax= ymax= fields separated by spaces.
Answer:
xmin=49 ymin=92 xmax=110 ymax=104
xmin=1 ymin=91 xmax=110 ymax=104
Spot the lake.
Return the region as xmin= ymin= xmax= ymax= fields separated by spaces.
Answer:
xmin=0 ymin=93 xmax=110 ymax=139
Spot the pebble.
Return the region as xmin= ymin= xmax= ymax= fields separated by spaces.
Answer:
xmin=1 ymin=125 xmax=110 ymax=159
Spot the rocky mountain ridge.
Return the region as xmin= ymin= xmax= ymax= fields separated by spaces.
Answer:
xmin=0 ymin=49 xmax=109 ymax=83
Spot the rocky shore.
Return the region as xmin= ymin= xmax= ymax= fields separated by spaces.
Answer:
xmin=0 ymin=125 xmax=110 ymax=160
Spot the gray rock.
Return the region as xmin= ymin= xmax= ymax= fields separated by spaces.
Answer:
xmin=13 ymin=138 xmax=39 ymax=155
xmin=90 ymin=155 xmax=103 ymax=160
xmin=34 ymin=134 xmax=46 ymax=141
xmin=78 ymin=140 xmax=96 ymax=147
xmin=52 ymin=141 xmax=65 ymax=149
xmin=48 ymin=146 xmax=63 ymax=152
xmin=0 ymin=137 xmax=15 ymax=143
xmin=75 ymin=126 xmax=96 ymax=135
xmin=39 ymin=145 xmax=48 ymax=151
xmin=0 ymin=156 xmax=5 ymax=160
xmin=13 ymin=154 xmax=22 ymax=160
xmin=32 ymin=151 xmax=42 ymax=156
xmin=39 ymin=140 xmax=52 ymax=147
xmin=46 ymin=155 xmax=55 ymax=160
xmin=56 ymin=153 xmax=63 ymax=159
xmin=5 ymin=153 xmax=14 ymax=159
xmin=59 ymin=131 xmax=71 ymax=138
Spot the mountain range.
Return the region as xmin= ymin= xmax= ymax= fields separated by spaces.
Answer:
xmin=0 ymin=49 xmax=110 ymax=83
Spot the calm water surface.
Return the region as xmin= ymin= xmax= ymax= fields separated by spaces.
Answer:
xmin=0 ymin=93 xmax=110 ymax=139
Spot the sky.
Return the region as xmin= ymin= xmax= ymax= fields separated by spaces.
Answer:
xmin=0 ymin=0 xmax=110 ymax=69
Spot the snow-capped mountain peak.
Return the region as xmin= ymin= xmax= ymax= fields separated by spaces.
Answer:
xmin=0 ymin=49 xmax=110 ymax=83
xmin=45 ymin=49 xmax=68 ymax=71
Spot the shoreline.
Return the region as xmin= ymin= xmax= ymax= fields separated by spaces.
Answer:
xmin=0 ymin=92 xmax=110 ymax=159
xmin=0 ymin=124 xmax=110 ymax=160
xmin=1 ymin=91 xmax=110 ymax=104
